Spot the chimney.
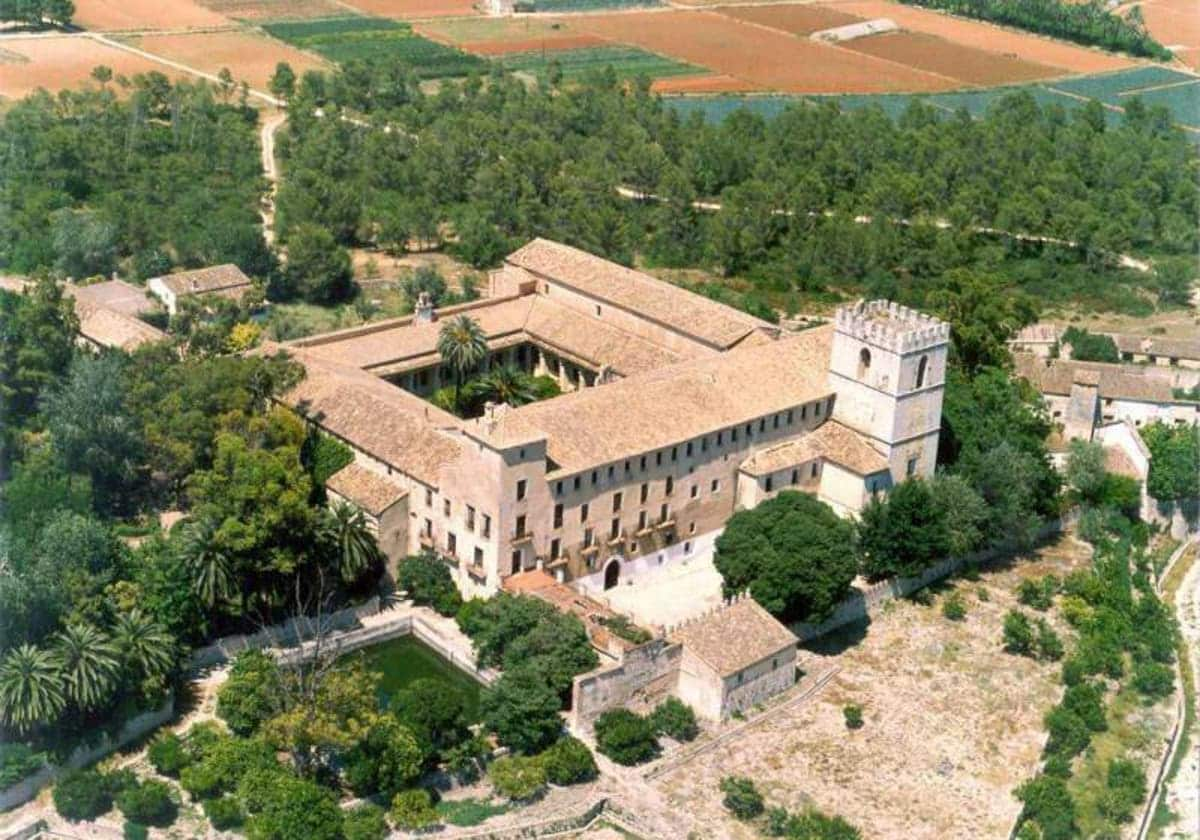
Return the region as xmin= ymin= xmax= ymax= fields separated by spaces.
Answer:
xmin=414 ymin=291 xmax=436 ymax=324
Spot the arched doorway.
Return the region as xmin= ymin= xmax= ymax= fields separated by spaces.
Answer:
xmin=603 ymin=559 xmax=621 ymax=590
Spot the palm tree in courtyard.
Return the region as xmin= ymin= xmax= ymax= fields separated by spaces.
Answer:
xmin=436 ymin=315 xmax=488 ymax=410
xmin=464 ymin=365 xmax=542 ymax=411
xmin=54 ymin=624 xmax=120 ymax=711
xmin=113 ymin=610 xmax=176 ymax=684
xmin=322 ymin=502 xmax=384 ymax=583
xmin=0 ymin=644 xmax=65 ymax=732
xmin=180 ymin=516 xmax=236 ymax=609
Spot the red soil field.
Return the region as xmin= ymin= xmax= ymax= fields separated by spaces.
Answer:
xmin=844 ymin=30 xmax=1064 ymax=84
xmin=823 ymin=0 xmax=1135 ymax=72
xmin=72 ymin=0 xmax=228 ymax=30
xmin=651 ymin=73 xmax=761 ymax=92
xmin=563 ymin=9 xmax=956 ymax=93
xmin=461 ymin=34 xmax=607 ymax=55
xmin=198 ymin=0 xmax=350 ymax=20
xmin=339 ymin=0 xmax=479 ymax=18
xmin=130 ymin=31 xmax=326 ymax=90
xmin=1127 ymin=0 xmax=1200 ymax=61
xmin=717 ymin=3 xmax=864 ymax=35
xmin=0 ymin=36 xmax=179 ymax=100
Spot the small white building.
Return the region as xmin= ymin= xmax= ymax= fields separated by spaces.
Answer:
xmin=148 ymin=264 xmax=253 ymax=316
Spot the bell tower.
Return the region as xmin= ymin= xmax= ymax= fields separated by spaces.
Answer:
xmin=827 ymin=300 xmax=950 ymax=484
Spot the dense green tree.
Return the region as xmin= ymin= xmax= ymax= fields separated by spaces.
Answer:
xmin=268 ymin=62 xmax=296 ymax=101
xmin=436 ymin=315 xmax=488 ymax=407
xmin=342 ymin=716 xmax=424 ymax=797
xmin=281 ymin=223 xmax=354 ymax=304
xmin=858 ymin=478 xmax=951 ymax=579
xmin=389 ymin=788 xmax=439 ymax=829
xmin=487 ymin=754 xmax=547 ymax=801
xmin=479 ymin=666 xmax=563 ymax=754
xmin=1141 ymin=422 xmax=1199 ymax=502
xmin=539 ymin=736 xmax=598 ymax=785
xmin=217 ymin=650 xmax=283 ymax=736
xmin=52 ymin=768 xmax=114 ymax=822
xmin=1065 ymin=439 xmax=1108 ymax=505
xmin=241 ymin=770 xmax=344 ymax=840
xmin=1060 ymin=326 xmax=1120 ymax=363
xmin=396 ymin=552 xmax=463 ymax=615
xmin=714 ymin=491 xmax=858 ymax=623
xmin=390 ymin=677 xmax=470 ymax=754
xmin=112 ymin=609 xmax=176 ymax=694
xmin=594 ymin=708 xmax=659 ymax=766
xmin=501 ymin=612 xmax=599 ymax=698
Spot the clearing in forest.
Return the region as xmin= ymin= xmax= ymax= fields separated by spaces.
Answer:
xmin=0 ymin=36 xmax=178 ymax=100
xmin=560 ymin=9 xmax=956 ymax=93
xmin=126 ymin=30 xmax=327 ymax=90
xmin=651 ymin=534 xmax=1094 ymax=839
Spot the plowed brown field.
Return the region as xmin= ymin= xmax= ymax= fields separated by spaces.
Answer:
xmin=823 ymin=0 xmax=1135 ymax=72
xmin=651 ymin=73 xmax=760 ymax=92
xmin=844 ymin=30 xmax=1064 ymax=84
xmin=130 ymin=31 xmax=326 ymax=89
xmin=340 ymin=0 xmax=478 ymax=18
xmin=0 ymin=36 xmax=179 ymax=100
xmin=717 ymin=3 xmax=863 ymax=35
xmin=461 ymin=34 xmax=607 ymax=55
xmin=73 ymin=0 xmax=228 ymax=30
xmin=563 ymin=9 xmax=956 ymax=93
xmin=1128 ymin=0 xmax=1200 ymax=68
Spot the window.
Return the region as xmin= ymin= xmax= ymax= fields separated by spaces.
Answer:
xmin=915 ymin=355 xmax=928 ymax=389
xmin=425 ymin=488 xmax=433 ymax=507
xmin=511 ymin=550 xmax=522 ymax=574
xmin=801 ymin=405 xmax=807 ymax=420
xmin=689 ymin=522 xmax=696 ymax=535
xmin=638 ymin=511 xmax=647 ymax=531
xmin=765 ymin=476 xmax=774 ymax=492
xmin=811 ymin=462 xmax=819 ymax=478
xmin=906 ymin=456 xmax=919 ymax=477
xmin=690 ymin=484 xmax=698 ymax=499
xmin=640 ymin=456 xmax=647 ymax=471
xmin=858 ymin=347 xmax=872 ymax=378
xmin=612 ymin=492 xmax=623 ymax=512
xmin=443 ymin=499 xmax=451 ymax=517
xmin=701 ymin=437 xmax=708 ymax=453
xmin=516 ymin=479 xmax=527 ymax=501
xmin=815 ymin=401 xmax=822 ymax=417
xmin=591 ymin=470 xmax=598 ymax=485
xmin=581 ymin=502 xmax=590 ymax=522
xmin=684 ymin=541 xmax=692 ymax=555
xmin=686 ymin=442 xmax=693 ymax=457
xmin=759 ymin=418 xmax=766 ymax=432
xmin=791 ymin=469 xmax=799 ymax=485
xmin=656 ymin=452 xmax=663 ymax=466
xmin=423 ymin=518 xmax=432 ymax=537
xmin=595 ymin=304 xmax=602 ymax=316
xmin=773 ymin=414 xmax=780 ymax=429
xmin=482 ymin=514 xmax=491 ymax=538
xmin=515 ymin=515 xmax=527 ymax=537
xmin=665 ymin=476 xmax=674 ymax=494
xmin=640 ymin=483 xmax=649 ymax=503
xmin=732 ymin=427 xmax=739 ymax=442
xmin=474 ymin=547 xmax=483 ymax=567
xmin=660 ymin=503 xmax=669 ymax=521
xmin=671 ymin=447 xmax=678 ymax=462
xmin=786 ymin=409 xmax=793 ymax=424
xmin=466 ymin=505 xmax=476 ymax=531
xmin=717 ymin=431 xmax=723 ymax=446
xmin=610 ymin=518 xmax=621 ymax=540
xmin=553 ymin=504 xmax=563 ymax=529
xmin=828 ymin=397 xmax=834 ymax=414
xmin=550 ymin=539 xmax=560 ymax=560
xmin=745 ymin=423 xmax=753 ymax=437
xmin=447 ymin=532 xmax=457 ymax=556
xmin=624 ymin=460 xmax=631 ymax=473
xmin=555 ymin=480 xmax=563 ymax=496
xmin=608 ymin=465 xmax=615 ymax=479
xmin=574 ymin=476 xmax=581 ymax=491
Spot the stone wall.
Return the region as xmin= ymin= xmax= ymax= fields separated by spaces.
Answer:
xmin=571 ymin=639 xmax=682 ymax=731
xmin=721 ymin=648 xmax=797 ymax=719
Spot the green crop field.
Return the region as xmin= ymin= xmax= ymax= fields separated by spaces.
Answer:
xmin=263 ymin=16 xmax=485 ymax=77
xmin=522 ymin=0 xmax=660 ymax=10
xmin=494 ymin=46 xmax=700 ymax=84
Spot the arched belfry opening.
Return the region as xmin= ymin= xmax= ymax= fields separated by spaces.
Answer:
xmin=857 ymin=347 xmax=872 ymax=379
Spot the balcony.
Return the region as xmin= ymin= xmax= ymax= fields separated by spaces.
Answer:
xmin=653 ymin=518 xmax=676 ymax=531
xmin=511 ymin=530 xmax=534 ymax=546
xmin=418 ymin=532 xmax=435 ymax=548
xmin=606 ymin=532 xmax=625 ymax=546
xmin=466 ymin=563 xmax=487 ymax=581
xmin=581 ymin=543 xmax=600 ymax=556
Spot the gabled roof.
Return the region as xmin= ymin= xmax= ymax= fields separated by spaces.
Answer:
xmin=1110 ymin=333 xmax=1200 ymax=362
xmin=74 ymin=301 xmax=165 ymax=351
xmin=739 ymin=421 xmax=888 ymax=477
xmin=506 ymin=238 xmax=774 ymax=350
xmin=670 ymin=596 xmax=797 ymax=677
xmin=326 ymin=462 xmax=408 ymax=516
xmin=152 ymin=264 xmax=252 ymax=296
xmin=65 ymin=279 xmax=156 ymax=317
xmin=1014 ymin=354 xmax=1175 ymax=404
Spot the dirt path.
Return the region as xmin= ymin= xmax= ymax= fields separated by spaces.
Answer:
xmin=1160 ymin=539 xmax=1200 ymax=838
xmin=260 ymin=110 xmax=286 ymax=245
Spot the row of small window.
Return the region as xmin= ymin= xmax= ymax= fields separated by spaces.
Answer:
xmin=547 ymin=401 xmax=832 ymax=498
xmin=762 ymin=462 xmax=821 ymax=493
xmin=424 ymin=492 xmax=492 ymax=538
xmin=549 ymin=478 xmax=716 ymax=529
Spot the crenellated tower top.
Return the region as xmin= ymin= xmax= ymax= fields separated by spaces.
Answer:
xmin=833 ymin=300 xmax=950 ymax=354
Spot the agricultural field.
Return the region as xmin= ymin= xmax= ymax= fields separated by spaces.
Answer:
xmin=197 ymin=0 xmax=352 ymax=21
xmin=493 ymin=45 xmax=700 ymax=83
xmin=651 ymin=534 xmax=1095 ymax=839
xmin=263 ymin=16 xmax=485 ymax=76
xmin=1124 ymin=0 xmax=1200 ymax=69
xmin=338 ymin=0 xmax=481 ymax=18
xmin=842 ymin=30 xmax=1062 ymax=85
xmin=0 ymin=36 xmax=178 ymax=101
xmin=126 ymin=30 xmax=327 ymax=90
xmin=717 ymin=3 xmax=862 ymax=35
xmin=72 ymin=0 xmax=229 ymax=30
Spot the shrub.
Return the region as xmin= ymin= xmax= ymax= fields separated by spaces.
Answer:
xmin=241 ymin=771 xmax=344 ymax=840
xmin=53 ymin=768 xmax=113 ymax=822
xmin=942 ymin=592 xmax=967 ymax=621
xmin=1035 ymin=620 xmax=1064 ymax=662
xmin=539 ymin=737 xmax=598 ymax=785
xmin=479 ymin=665 xmax=564 ymax=754
xmin=390 ymin=788 xmax=439 ymax=830
xmin=719 ymin=776 xmax=764 ymax=820
xmin=593 ymin=709 xmax=659 ymax=766
xmin=147 ymin=732 xmax=191 ymax=777
xmin=488 ymin=755 xmax=547 ymax=802
xmin=976 ymin=586 xmax=990 ymax=602
xmin=115 ymin=780 xmax=177 ymax=827
xmin=1003 ymin=610 xmax=1035 ymax=655
xmin=597 ymin=614 xmax=652 ymax=645
xmin=0 ymin=743 xmax=46 ymax=787
xmin=1044 ymin=706 xmax=1092 ymax=760
xmin=217 ymin=650 xmax=282 ymax=736
xmin=444 ymin=735 xmax=489 ymax=784
xmin=123 ymin=823 xmax=148 ymax=840
xmin=1099 ymin=758 xmax=1146 ymax=823
xmin=342 ymin=802 xmax=389 ymax=840
xmin=181 ymin=736 xmax=277 ymax=800
xmin=1015 ymin=774 xmax=1076 ymax=840
xmin=203 ymin=796 xmax=245 ymax=830
xmin=650 ymin=697 xmax=699 ymax=742
xmin=1062 ymin=682 xmax=1107 ymax=733
xmin=1132 ymin=660 xmax=1174 ymax=699
xmin=1018 ymin=576 xmax=1056 ymax=611
xmin=777 ymin=808 xmax=863 ymax=839
xmin=843 ymin=704 xmax=864 ymax=730
xmin=397 ymin=552 xmax=463 ymax=616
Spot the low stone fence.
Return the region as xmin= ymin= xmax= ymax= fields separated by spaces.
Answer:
xmin=792 ymin=517 xmax=1068 ymax=642
xmin=0 ymin=696 xmax=174 ymax=812
xmin=447 ymin=797 xmax=607 ymax=839
xmin=189 ymin=597 xmax=380 ymax=670
xmin=570 ymin=639 xmax=681 ymax=732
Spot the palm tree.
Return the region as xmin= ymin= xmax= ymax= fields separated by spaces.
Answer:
xmin=464 ymin=365 xmax=539 ymax=410
xmin=435 ymin=315 xmax=488 ymax=409
xmin=323 ymin=502 xmax=384 ymax=583
xmin=0 ymin=644 xmax=65 ymax=732
xmin=54 ymin=624 xmax=120 ymax=711
xmin=180 ymin=517 xmax=235 ymax=609
xmin=112 ymin=610 xmax=176 ymax=683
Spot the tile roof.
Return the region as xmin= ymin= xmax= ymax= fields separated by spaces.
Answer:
xmin=475 ymin=326 xmax=836 ymax=473
xmin=1111 ymin=333 xmax=1200 ymax=362
xmin=1014 ymin=354 xmax=1175 ymax=404
xmin=739 ymin=421 xmax=887 ymax=477
xmin=1009 ymin=323 xmax=1060 ymax=345
xmin=153 ymin=264 xmax=252 ymax=296
xmin=65 ymin=279 xmax=157 ymax=317
xmin=669 ymin=596 xmax=797 ymax=677
xmin=506 ymin=238 xmax=774 ymax=350
xmin=74 ymin=301 xmax=166 ymax=351
xmin=326 ymin=462 xmax=408 ymax=516
xmin=278 ymin=346 xmax=465 ymax=486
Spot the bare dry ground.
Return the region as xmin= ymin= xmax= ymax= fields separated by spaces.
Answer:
xmin=1048 ymin=307 xmax=1200 ymax=341
xmin=0 ymin=36 xmax=179 ymax=100
xmin=125 ymin=30 xmax=327 ymax=90
xmin=650 ymin=534 xmax=1094 ymax=840
xmin=72 ymin=0 xmax=229 ymax=31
